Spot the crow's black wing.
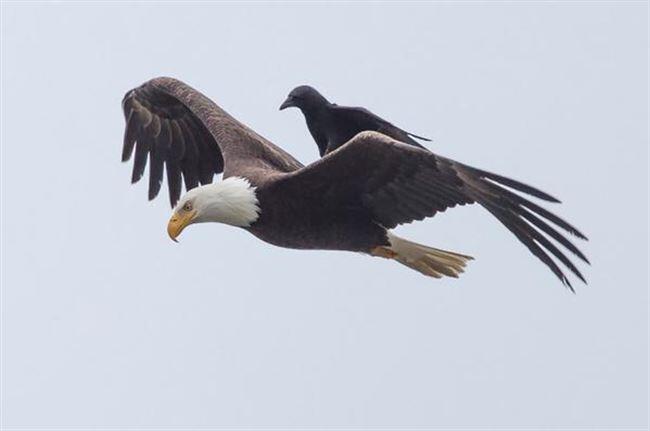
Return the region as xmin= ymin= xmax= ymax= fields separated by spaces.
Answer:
xmin=331 ymin=105 xmax=430 ymax=149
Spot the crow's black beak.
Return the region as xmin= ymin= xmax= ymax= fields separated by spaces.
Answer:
xmin=279 ymin=96 xmax=294 ymax=111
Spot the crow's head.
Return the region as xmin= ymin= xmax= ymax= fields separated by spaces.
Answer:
xmin=279 ymin=85 xmax=330 ymax=112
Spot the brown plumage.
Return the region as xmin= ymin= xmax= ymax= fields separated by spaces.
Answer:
xmin=121 ymin=77 xmax=589 ymax=290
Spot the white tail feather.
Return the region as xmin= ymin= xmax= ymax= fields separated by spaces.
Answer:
xmin=378 ymin=233 xmax=474 ymax=279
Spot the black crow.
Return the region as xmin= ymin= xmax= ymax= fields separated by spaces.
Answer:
xmin=280 ymin=85 xmax=431 ymax=156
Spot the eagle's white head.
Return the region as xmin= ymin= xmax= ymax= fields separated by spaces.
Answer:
xmin=167 ymin=176 xmax=260 ymax=242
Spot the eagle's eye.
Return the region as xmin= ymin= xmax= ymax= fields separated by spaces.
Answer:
xmin=183 ymin=202 xmax=193 ymax=212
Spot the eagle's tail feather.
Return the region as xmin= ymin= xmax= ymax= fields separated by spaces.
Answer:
xmin=372 ymin=233 xmax=473 ymax=279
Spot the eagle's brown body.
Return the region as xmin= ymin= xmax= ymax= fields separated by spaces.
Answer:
xmin=250 ymin=181 xmax=388 ymax=252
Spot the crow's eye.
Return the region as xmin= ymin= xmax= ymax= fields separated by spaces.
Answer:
xmin=183 ymin=202 xmax=193 ymax=212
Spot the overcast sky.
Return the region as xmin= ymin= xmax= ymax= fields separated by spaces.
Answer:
xmin=1 ymin=2 xmax=648 ymax=428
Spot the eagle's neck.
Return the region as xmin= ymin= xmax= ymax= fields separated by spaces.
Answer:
xmin=194 ymin=177 xmax=260 ymax=227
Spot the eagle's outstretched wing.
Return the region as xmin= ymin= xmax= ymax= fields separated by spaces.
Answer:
xmin=122 ymin=77 xmax=302 ymax=207
xmin=283 ymin=131 xmax=589 ymax=290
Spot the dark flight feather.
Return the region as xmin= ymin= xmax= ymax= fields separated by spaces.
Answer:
xmin=148 ymin=118 xmax=171 ymax=200
xmin=466 ymin=165 xmax=561 ymax=203
xmin=131 ymin=122 xmax=151 ymax=183
xmin=122 ymin=109 xmax=138 ymax=162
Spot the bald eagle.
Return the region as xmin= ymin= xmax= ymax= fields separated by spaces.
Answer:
xmin=121 ymin=77 xmax=588 ymax=290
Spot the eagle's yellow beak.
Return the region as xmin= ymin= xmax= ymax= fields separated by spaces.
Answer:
xmin=167 ymin=210 xmax=196 ymax=242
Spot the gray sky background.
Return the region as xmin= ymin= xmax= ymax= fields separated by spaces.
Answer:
xmin=1 ymin=2 xmax=648 ymax=428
